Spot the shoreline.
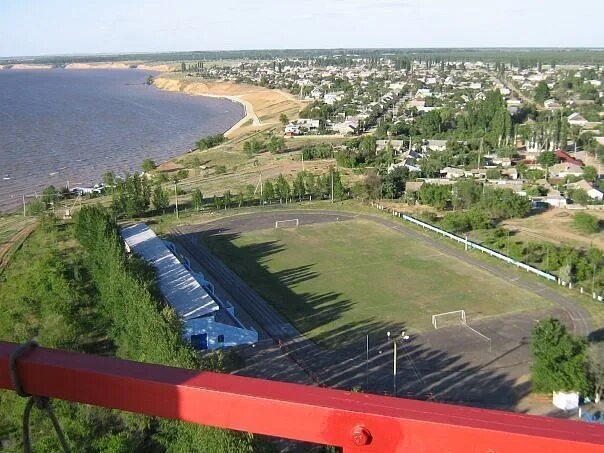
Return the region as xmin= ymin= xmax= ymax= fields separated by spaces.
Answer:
xmin=1 ymin=61 xmax=173 ymax=72
xmin=153 ymin=76 xmax=301 ymax=139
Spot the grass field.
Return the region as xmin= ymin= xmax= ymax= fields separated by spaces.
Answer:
xmin=200 ymin=218 xmax=552 ymax=348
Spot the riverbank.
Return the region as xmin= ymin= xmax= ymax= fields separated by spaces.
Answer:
xmin=0 ymin=61 xmax=173 ymax=72
xmin=153 ymin=75 xmax=303 ymax=139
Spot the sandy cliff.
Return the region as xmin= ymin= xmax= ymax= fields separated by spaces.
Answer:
xmin=153 ymin=77 xmax=302 ymax=138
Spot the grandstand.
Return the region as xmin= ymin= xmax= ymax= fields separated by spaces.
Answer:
xmin=120 ymin=223 xmax=258 ymax=350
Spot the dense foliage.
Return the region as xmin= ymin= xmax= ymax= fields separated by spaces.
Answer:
xmin=195 ymin=134 xmax=226 ymax=150
xmin=531 ymin=318 xmax=588 ymax=393
xmin=111 ymin=173 xmax=152 ymax=218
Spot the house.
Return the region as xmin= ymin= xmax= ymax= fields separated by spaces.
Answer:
xmin=549 ymin=163 xmax=584 ymax=178
xmin=568 ymin=179 xmax=604 ymax=200
xmin=422 ymin=139 xmax=447 ymax=152
xmin=501 ymin=167 xmax=519 ymax=180
xmin=284 ymin=123 xmax=301 ymax=136
xmin=543 ymin=190 xmax=568 ymax=208
xmin=543 ymin=99 xmax=561 ymax=110
xmin=331 ymin=119 xmax=358 ymax=135
xmin=120 ymin=224 xmax=258 ymax=350
xmin=298 ymin=118 xmax=320 ymax=131
xmin=377 ymin=139 xmax=405 ymax=152
xmin=567 ymin=112 xmax=588 ymax=127
xmin=555 ymin=150 xmax=584 ymax=166
xmin=324 ymin=91 xmax=344 ymax=105
xmin=440 ymin=167 xmax=466 ymax=179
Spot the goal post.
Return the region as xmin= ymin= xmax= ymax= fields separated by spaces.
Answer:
xmin=275 ymin=219 xmax=299 ymax=229
xmin=432 ymin=309 xmax=492 ymax=352
xmin=432 ymin=310 xmax=466 ymax=329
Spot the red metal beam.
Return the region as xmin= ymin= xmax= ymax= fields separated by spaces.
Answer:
xmin=1 ymin=341 xmax=603 ymax=452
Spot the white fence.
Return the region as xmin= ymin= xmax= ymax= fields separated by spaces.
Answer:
xmin=371 ymin=202 xmax=603 ymax=301
xmin=371 ymin=202 xmax=557 ymax=282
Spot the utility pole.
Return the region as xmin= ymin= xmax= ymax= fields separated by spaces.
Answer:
xmin=174 ymin=181 xmax=179 ymax=219
xmin=22 ymin=194 xmax=26 ymax=217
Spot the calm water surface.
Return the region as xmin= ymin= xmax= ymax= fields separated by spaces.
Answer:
xmin=0 ymin=69 xmax=243 ymax=211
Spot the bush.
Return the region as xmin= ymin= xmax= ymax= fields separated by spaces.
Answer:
xmin=215 ymin=165 xmax=227 ymax=174
xmin=176 ymin=169 xmax=189 ymax=180
xmin=141 ymin=158 xmax=157 ymax=172
xmin=196 ymin=134 xmax=226 ymax=150
xmin=573 ymin=212 xmax=600 ymax=234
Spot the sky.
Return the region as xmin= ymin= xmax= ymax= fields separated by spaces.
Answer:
xmin=1 ymin=0 xmax=603 ymax=57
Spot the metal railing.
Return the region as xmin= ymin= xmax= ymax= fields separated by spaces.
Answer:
xmin=1 ymin=342 xmax=603 ymax=452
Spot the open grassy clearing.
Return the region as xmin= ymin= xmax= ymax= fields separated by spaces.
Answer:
xmin=200 ymin=218 xmax=552 ymax=348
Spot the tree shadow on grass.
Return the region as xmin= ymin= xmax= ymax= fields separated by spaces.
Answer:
xmin=187 ymin=226 xmax=535 ymax=409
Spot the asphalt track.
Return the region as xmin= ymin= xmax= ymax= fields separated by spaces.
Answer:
xmin=171 ymin=209 xmax=594 ymax=406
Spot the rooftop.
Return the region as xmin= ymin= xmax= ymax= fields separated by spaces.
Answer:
xmin=120 ymin=223 xmax=219 ymax=319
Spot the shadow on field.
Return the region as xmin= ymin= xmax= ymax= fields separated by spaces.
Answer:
xmin=199 ymin=229 xmax=357 ymax=348
xmin=195 ymin=226 xmax=532 ymax=408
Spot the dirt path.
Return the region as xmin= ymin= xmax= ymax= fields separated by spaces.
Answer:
xmin=0 ymin=222 xmax=36 ymax=270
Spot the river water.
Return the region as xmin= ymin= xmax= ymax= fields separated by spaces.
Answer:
xmin=0 ymin=69 xmax=244 ymax=211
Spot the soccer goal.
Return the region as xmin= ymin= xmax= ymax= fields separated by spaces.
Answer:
xmin=431 ymin=309 xmax=492 ymax=352
xmin=432 ymin=310 xmax=466 ymax=329
xmin=275 ymin=218 xmax=299 ymax=229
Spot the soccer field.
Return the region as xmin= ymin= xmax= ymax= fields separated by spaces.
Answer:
xmin=200 ymin=218 xmax=552 ymax=348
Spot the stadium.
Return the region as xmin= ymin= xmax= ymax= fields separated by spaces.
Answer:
xmin=172 ymin=209 xmax=589 ymax=406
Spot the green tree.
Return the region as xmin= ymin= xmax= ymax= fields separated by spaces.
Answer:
xmin=41 ymin=185 xmax=60 ymax=206
xmin=279 ymin=113 xmax=289 ymax=125
xmin=196 ymin=134 xmax=226 ymax=150
xmin=262 ymin=181 xmax=275 ymax=203
xmin=582 ymin=166 xmax=598 ymax=183
xmin=141 ymin=158 xmax=157 ymax=172
xmin=274 ymin=174 xmax=291 ymax=202
xmin=530 ymin=318 xmax=588 ymax=393
xmin=266 ymin=135 xmax=286 ymax=153
xmin=102 ymin=171 xmax=116 ymax=189
xmin=111 ymin=173 xmax=151 ymax=217
xmin=223 ymin=190 xmax=232 ymax=208
xmin=569 ymin=188 xmax=590 ymax=205
xmin=534 ymin=81 xmax=551 ymax=104
xmin=152 ymin=185 xmax=169 ymax=211
xmin=25 ymin=198 xmax=46 ymax=216
xmin=191 ymin=189 xmax=204 ymax=211
xmin=538 ymin=151 xmax=557 ymax=168
xmin=292 ymin=172 xmax=306 ymax=201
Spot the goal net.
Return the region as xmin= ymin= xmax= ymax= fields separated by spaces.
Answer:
xmin=275 ymin=219 xmax=299 ymax=229
xmin=432 ymin=310 xmax=466 ymax=329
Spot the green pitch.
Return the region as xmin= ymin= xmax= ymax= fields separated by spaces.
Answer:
xmin=200 ymin=219 xmax=551 ymax=348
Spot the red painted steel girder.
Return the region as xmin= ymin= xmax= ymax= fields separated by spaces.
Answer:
xmin=1 ymin=341 xmax=603 ymax=452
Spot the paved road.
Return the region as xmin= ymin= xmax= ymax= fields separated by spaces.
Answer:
xmin=171 ymin=208 xmax=594 ymax=406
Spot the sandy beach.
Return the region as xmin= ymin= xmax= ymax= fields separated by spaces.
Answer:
xmin=153 ymin=76 xmax=303 ymax=139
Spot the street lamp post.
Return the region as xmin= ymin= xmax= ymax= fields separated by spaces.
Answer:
xmin=387 ymin=331 xmax=410 ymax=396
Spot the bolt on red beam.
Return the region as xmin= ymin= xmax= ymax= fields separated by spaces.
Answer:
xmin=1 ymin=342 xmax=603 ymax=452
